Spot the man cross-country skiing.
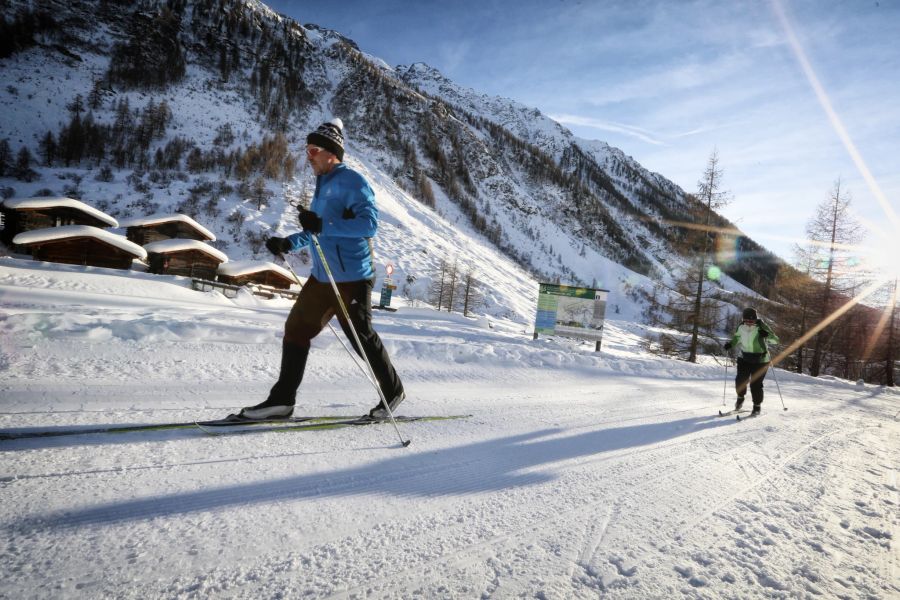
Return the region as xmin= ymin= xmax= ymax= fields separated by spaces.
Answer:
xmin=240 ymin=118 xmax=405 ymax=420
xmin=724 ymin=307 xmax=779 ymax=416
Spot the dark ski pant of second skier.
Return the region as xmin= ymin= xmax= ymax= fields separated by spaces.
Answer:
xmin=268 ymin=276 xmax=404 ymax=407
xmin=735 ymin=358 xmax=769 ymax=408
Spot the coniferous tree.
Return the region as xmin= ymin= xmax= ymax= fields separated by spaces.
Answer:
xmin=806 ymin=179 xmax=864 ymax=377
xmin=771 ymin=251 xmax=819 ymax=373
xmin=430 ymin=259 xmax=449 ymax=310
xmin=445 ymin=258 xmax=459 ymax=312
xmin=218 ymin=45 xmax=230 ymax=82
xmin=687 ymin=149 xmax=730 ymax=362
xmin=250 ymin=176 xmax=271 ymax=209
xmin=88 ymin=79 xmax=105 ymax=110
xmin=59 ymin=111 xmax=85 ymax=167
xmin=460 ymin=269 xmax=482 ymax=316
xmin=0 ymin=139 xmax=12 ymax=176
xmin=39 ymin=131 xmax=57 ymax=166
xmin=884 ymin=279 xmax=898 ymax=386
xmin=14 ymin=147 xmax=38 ymax=182
xmin=66 ymin=94 xmax=84 ymax=117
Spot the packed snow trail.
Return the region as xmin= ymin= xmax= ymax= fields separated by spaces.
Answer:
xmin=1 ymin=260 xmax=898 ymax=598
xmin=3 ymin=378 xmax=897 ymax=599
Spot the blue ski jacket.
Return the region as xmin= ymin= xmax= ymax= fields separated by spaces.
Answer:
xmin=285 ymin=163 xmax=377 ymax=282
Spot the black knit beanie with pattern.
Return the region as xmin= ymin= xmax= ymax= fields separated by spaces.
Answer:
xmin=306 ymin=118 xmax=344 ymax=161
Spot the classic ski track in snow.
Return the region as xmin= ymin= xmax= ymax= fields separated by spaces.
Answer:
xmin=123 ymin=427 xmax=771 ymax=598
xmin=673 ymin=424 xmax=870 ymax=539
xmin=132 ymin=411 xmax=897 ymax=599
xmin=161 ymin=431 xmax=715 ymax=598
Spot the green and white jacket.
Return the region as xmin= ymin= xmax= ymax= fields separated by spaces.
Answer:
xmin=729 ymin=320 xmax=780 ymax=364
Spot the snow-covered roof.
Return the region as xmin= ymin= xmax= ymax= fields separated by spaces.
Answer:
xmin=144 ymin=239 xmax=228 ymax=263
xmin=217 ymin=260 xmax=294 ymax=280
xmin=118 ymin=213 xmax=216 ymax=241
xmin=1 ymin=197 xmax=118 ymax=227
xmin=12 ymin=225 xmax=147 ymax=259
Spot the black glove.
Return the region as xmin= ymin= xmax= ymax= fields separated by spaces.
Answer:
xmin=724 ymin=342 xmax=732 ymax=351
xmin=758 ymin=328 xmax=769 ymax=339
xmin=265 ymin=236 xmax=291 ymax=256
xmin=298 ymin=209 xmax=322 ymax=234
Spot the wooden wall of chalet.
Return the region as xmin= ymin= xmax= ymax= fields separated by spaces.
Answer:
xmin=218 ymin=271 xmax=294 ymax=290
xmin=126 ymin=222 xmax=209 ymax=245
xmin=148 ymin=250 xmax=222 ymax=280
xmin=30 ymin=238 xmax=136 ymax=270
xmin=0 ymin=207 xmax=111 ymax=246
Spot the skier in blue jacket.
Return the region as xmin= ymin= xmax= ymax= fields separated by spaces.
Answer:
xmin=241 ymin=118 xmax=405 ymax=420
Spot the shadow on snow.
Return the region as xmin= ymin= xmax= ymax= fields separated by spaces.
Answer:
xmin=11 ymin=414 xmax=738 ymax=531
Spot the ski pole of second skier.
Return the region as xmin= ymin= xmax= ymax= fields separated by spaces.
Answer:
xmin=769 ymin=363 xmax=788 ymax=411
xmin=277 ymin=253 xmax=378 ymax=388
xmin=722 ymin=350 xmax=729 ymax=406
xmin=309 ymin=234 xmax=411 ymax=447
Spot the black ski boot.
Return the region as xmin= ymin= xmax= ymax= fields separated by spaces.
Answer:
xmin=750 ymin=403 xmax=761 ymax=417
xmin=240 ymin=342 xmax=309 ymax=420
xmin=735 ymin=396 xmax=745 ymax=411
xmin=240 ymin=398 xmax=294 ymax=420
xmin=368 ymin=391 xmax=406 ymax=419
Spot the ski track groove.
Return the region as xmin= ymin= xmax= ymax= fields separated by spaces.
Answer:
xmin=126 ymin=427 xmax=728 ymax=598
xmin=568 ymin=504 xmax=615 ymax=579
xmin=308 ymin=414 xmax=866 ymax=598
xmin=672 ymin=423 xmax=874 ymax=540
xmin=321 ymin=451 xmax=706 ymax=599
xmin=246 ymin=432 xmax=769 ymax=599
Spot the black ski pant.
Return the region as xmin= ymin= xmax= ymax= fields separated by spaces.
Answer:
xmin=268 ymin=276 xmax=403 ymax=405
xmin=735 ymin=358 xmax=769 ymax=406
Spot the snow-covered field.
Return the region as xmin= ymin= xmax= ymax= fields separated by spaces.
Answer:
xmin=1 ymin=257 xmax=898 ymax=599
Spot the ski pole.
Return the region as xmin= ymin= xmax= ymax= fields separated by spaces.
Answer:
xmin=277 ymin=253 xmax=377 ymax=387
xmin=309 ymin=233 xmax=411 ymax=447
xmin=722 ymin=350 xmax=729 ymax=406
xmin=769 ymin=363 xmax=788 ymax=411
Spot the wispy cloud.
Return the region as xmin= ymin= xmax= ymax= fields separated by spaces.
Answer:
xmin=550 ymin=114 xmax=667 ymax=145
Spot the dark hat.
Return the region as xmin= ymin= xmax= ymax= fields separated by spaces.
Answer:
xmin=742 ymin=307 xmax=758 ymax=320
xmin=306 ymin=118 xmax=344 ymax=161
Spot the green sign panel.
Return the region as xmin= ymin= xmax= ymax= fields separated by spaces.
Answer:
xmin=534 ymin=283 xmax=609 ymax=343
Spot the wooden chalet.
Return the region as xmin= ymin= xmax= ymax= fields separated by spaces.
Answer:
xmin=120 ymin=214 xmax=216 ymax=245
xmin=12 ymin=225 xmax=147 ymax=270
xmin=217 ymin=260 xmax=296 ymax=290
xmin=1 ymin=197 xmax=118 ymax=247
xmin=144 ymin=238 xmax=228 ymax=280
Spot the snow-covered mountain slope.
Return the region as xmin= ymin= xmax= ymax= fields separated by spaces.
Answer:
xmin=1 ymin=258 xmax=897 ymax=599
xmin=0 ymin=0 xmax=772 ymax=326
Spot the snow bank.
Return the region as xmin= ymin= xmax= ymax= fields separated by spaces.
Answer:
xmin=2 ymin=196 xmax=118 ymax=227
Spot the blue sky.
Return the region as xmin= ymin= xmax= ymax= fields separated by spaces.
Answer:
xmin=266 ymin=0 xmax=900 ymax=267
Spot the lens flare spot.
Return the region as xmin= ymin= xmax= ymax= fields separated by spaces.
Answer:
xmin=707 ymin=265 xmax=722 ymax=281
xmin=715 ymin=235 xmax=739 ymax=266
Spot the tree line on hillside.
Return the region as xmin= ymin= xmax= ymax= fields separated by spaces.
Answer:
xmin=16 ymin=91 xmax=298 ymax=189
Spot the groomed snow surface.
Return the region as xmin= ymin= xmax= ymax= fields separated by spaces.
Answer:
xmin=1 ymin=257 xmax=897 ymax=599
